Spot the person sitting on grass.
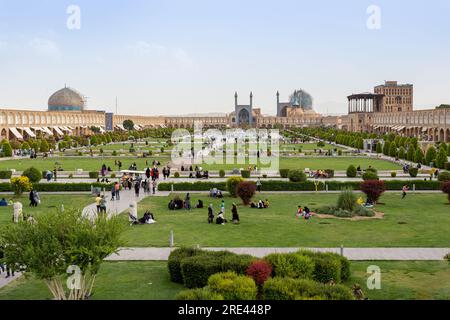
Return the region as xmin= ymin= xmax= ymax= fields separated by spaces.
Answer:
xmin=263 ymin=199 xmax=270 ymax=208
xmin=250 ymin=201 xmax=258 ymax=208
xmin=296 ymin=206 xmax=303 ymax=219
xmin=0 ymin=198 xmax=8 ymax=207
xmin=208 ymin=204 xmax=214 ymax=224
xmin=357 ymin=197 xmax=365 ymax=206
xmin=168 ymin=200 xmax=176 ymax=210
xmin=216 ymin=210 xmax=227 ymax=225
xmin=304 ymin=206 xmax=312 ymax=221
xmin=231 ymin=204 xmax=240 ymax=224
xmin=216 ymin=190 xmax=224 ymax=198
xmin=258 ymin=200 xmax=265 ymax=209
xmin=196 ymin=199 xmax=204 ymax=209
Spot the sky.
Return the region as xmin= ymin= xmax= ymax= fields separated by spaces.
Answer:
xmin=0 ymin=0 xmax=450 ymax=116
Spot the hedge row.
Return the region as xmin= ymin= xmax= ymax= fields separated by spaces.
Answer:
xmin=0 ymin=182 xmax=113 ymax=192
xmin=159 ymin=180 xmax=443 ymax=192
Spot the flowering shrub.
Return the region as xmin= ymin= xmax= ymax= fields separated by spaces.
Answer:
xmin=236 ymin=181 xmax=256 ymax=205
xmin=360 ymin=180 xmax=386 ymax=203
xmin=10 ymin=176 xmax=32 ymax=195
xmin=246 ymin=260 xmax=272 ymax=287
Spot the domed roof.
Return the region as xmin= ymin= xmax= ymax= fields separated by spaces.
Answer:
xmin=48 ymin=87 xmax=85 ymax=111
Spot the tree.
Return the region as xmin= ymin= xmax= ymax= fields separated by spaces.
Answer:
xmin=236 ymin=181 xmax=257 ymax=205
xmin=425 ymin=146 xmax=437 ymax=166
xmin=0 ymin=210 xmax=123 ymax=300
xmin=21 ymin=142 xmax=30 ymax=150
xmin=40 ymin=140 xmax=49 ymax=153
xmin=389 ymin=142 xmax=398 ymax=158
xmin=406 ymin=146 xmax=415 ymax=162
xmin=398 ymin=147 xmax=406 ymax=160
xmin=436 ymin=147 xmax=448 ymax=169
xmin=376 ymin=142 xmax=383 ymax=154
xmin=383 ymin=141 xmax=390 ymax=156
xmin=2 ymin=141 xmax=13 ymax=157
xmin=123 ymin=120 xmax=135 ymax=131
xmin=360 ymin=180 xmax=386 ymax=204
xmin=414 ymin=148 xmax=424 ymax=164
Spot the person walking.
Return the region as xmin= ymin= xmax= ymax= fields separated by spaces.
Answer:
xmin=185 ymin=193 xmax=191 ymax=210
xmin=134 ymin=180 xmax=141 ymax=197
xmin=95 ymin=194 xmax=102 ymax=213
xmin=208 ymin=204 xmax=214 ymax=224
xmin=402 ymin=185 xmax=409 ymax=199
xmin=114 ymin=182 xmax=120 ymax=200
xmin=152 ymin=179 xmax=158 ymax=195
xmin=231 ymin=203 xmax=240 ymax=224
xmin=111 ymin=184 xmax=116 ymax=201
xmin=256 ymin=178 xmax=262 ymax=193
xmin=99 ymin=195 xmax=107 ymax=214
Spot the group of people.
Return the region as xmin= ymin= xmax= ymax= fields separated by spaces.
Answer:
xmin=208 ymin=202 xmax=240 ymax=225
xmin=129 ymin=210 xmax=157 ymax=225
xmin=250 ymin=199 xmax=270 ymax=209
xmin=308 ymin=170 xmax=329 ymax=179
xmin=28 ymin=190 xmax=40 ymax=207
xmin=95 ymin=194 xmax=107 ymax=214
xmin=296 ymin=206 xmax=313 ymax=220
xmin=209 ymin=188 xmax=224 ymax=198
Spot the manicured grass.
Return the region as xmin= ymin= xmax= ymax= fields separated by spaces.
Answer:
xmin=1 ymin=261 xmax=448 ymax=300
xmin=1 ymin=155 xmax=400 ymax=172
xmin=0 ymin=194 xmax=92 ymax=227
xmin=280 ymin=143 xmax=343 ymax=151
xmin=0 ymin=156 xmax=171 ymax=172
xmin=0 ymin=261 xmax=184 ymax=300
xmin=349 ymin=261 xmax=450 ymax=300
xmin=120 ymin=193 xmax=450 ymax=248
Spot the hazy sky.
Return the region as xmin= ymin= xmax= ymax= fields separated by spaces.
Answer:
xmin=1 ymin=0 xmax=450 ymax=116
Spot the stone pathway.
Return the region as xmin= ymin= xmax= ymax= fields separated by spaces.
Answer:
xmin=106 ymin=247 xmax=450 ymax=261
xmin=0 ymin=273 xmax=22 ymax=289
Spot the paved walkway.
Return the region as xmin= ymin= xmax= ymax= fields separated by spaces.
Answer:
xmin=0 ymin=273 xmax=22 ymax=289
xmin=106 ymin=247 xmax=450 ymax=261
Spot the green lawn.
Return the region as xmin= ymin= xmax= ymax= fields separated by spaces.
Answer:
xmin=0 ymin=155 xmax=400 ymax=172
xmin=120 ymin=193 xmax=450 ymax=248
xmin=0 ymin=156 xmax=171 ymax=172
xmin=280 ymin=143 xmax=343 ymax=151
xmin=0 ymin=261 xmax=183 ymax=300
xmin=349 ymin=261 xmax=450 ymax=300
xmin=0 ymin=261 xmax=448 ymax=300
xmin=0 ymin=194 xmax=92 ymax=227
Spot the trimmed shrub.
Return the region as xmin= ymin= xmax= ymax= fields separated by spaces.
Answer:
xmin=442 ymin=181 xmax=450 ymax=203
xmin=391 ymin=172 xmax=397 ymax=178
xmin=246 ymin=260 xmax=272 ymax=287
xmin=311 ymin=255 xmax=341 ymax=284
xmin=22 ymin=167 xmax=42 ymax=183
xmin=438 ymin=171 xmax=450 ymax=182
xmin=221 ymin=254 xmax=254 ymax=275
xmin=0 ymin=171 xmax=12 ymax=179
xmin=207 ymin=272 xmax=257 ymax=300
xmin=288 ymin=170 xmax=307 ymax=182
xmin=219 ymin=169 xmax=226 ymax=178
xmin=263 ymin=277 xmax=303 ymax=300
xmin=409 ymin=167 xmax=419 ymax=178
xmin=112 ymin=150 xmax=118 ymax=156
xmin=236 ymin=181 xmax=256 ymax=205
xmin=2 ymin=142 xmax=12 ymax=157
xmin=279 ymin=169 xmax=290 ymax=178
xmin=174 ymin=172 xmax=180 ymax=178
xmin=324 ymin=169 xmax=335 ymax=178
xmin=180 ymin=251 xmax=237 ymax=288
xmin=240 ymin=170 xmax=251 ymax=178
xmin=89 ymin=171 xmax=99 ymax=179
xmin=226 ymin=176 xmax=244 ymax=197
xmin=175 ymin=288 xmax=224 ymax=300
xmin=346 ymin=165 xmax=357 ymax=178
xmin=264 ymin=253 xmax=314 ymax=280
xmin=360 ymin=180 xmax=386 ymax=203
xmin=320 ymin=284 xmax=355 ymax=300
xmin=362 ymin=171 xmax=379 ymax=181
xmin=168 ymin=247 xmax=204 ymax=283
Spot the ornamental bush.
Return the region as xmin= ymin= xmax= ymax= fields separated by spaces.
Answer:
xmin=360 ymin=180 xmax=386 ymax=203
xmin=10 ymin=176 xmax=32 ymax=195
xmin=297 ymin=251 xmax=351 ymax=283
xmin=207 ymin=272 xmax=258 ymax=300
xmin=246 ymin=260 xmax=273 ymax=287
xmin=236 ymin=181 xmax=257 ymax=205
xmin=168 ymin=247 xmax=205 ymax=283
xmin=279 ymin=169 xmax=290 ymax=178
xmin=89 ymin=171 xmax=99 ymax=179
xmin=2 ymin=141 xmax=12 ymax=157
xmin=438 ymin=171 xmax=450 ymax=182
xmin=180 ymin=254 xmax=224 ymax=288
xmin=220 ymin=254 xmax=254 ymax=275
xmin=409 ymin=167 xmax=419 ymax=178
xmin=175 ymin=288 xmax=224 ymax=300
xmin=442 ymin=181 xmax=450 ymax=203
xmin=337 ymin=188 xmax=357 ymax=211
xmin=264 ymin=253 xmax=314 ymax=280
xmin=362 ymin=171 xmax=379 ymax=181
xmin=219 ymin=169 xmax=226 ymax=178
xmin=226 ymin=176 xmax=244 ymax=197
xmin=346 ymin=165 xmax=357 ymax=178
xmin=0 ymin=171 xmax=12 ymax=179
xmin=22 ymin=167 xmax=42 ymax=183
xmin=288 ymin=170 xmax=307 ymax=182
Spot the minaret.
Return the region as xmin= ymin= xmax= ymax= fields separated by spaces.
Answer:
xmin=276 ymin=91 xmax=280 ymax=116
xmin=250 ymin=91 xmax=253 ymax=108
xmin=235 ymin=92 xmax=238 ymax=107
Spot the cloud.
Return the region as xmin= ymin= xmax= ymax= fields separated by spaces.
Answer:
xmin=29 ymin=38 xmax=61 ymax=59
xmin=126 ymin=41 xmax=193 ymax=69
